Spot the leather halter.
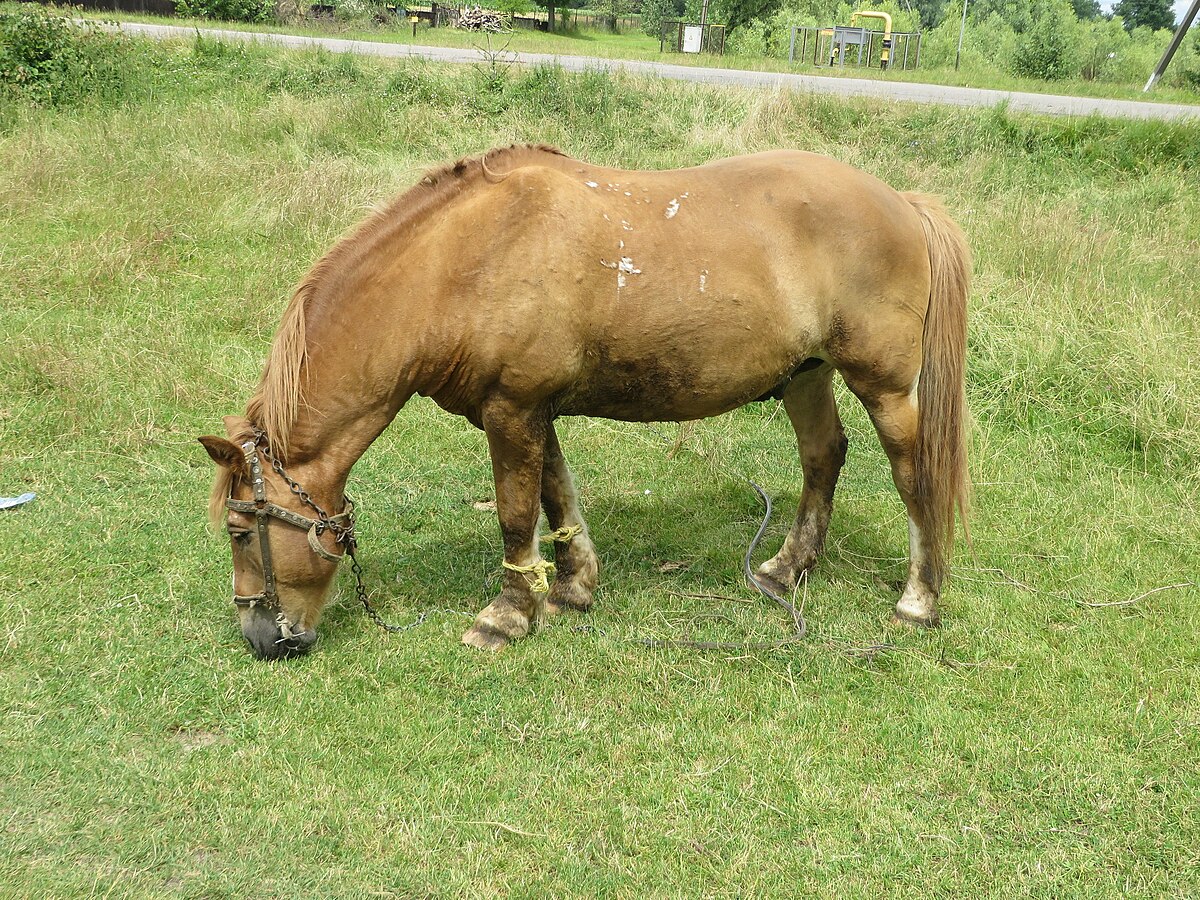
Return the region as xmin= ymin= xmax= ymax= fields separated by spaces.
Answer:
xmin=226 ymin=437 xmax=354 ymax=614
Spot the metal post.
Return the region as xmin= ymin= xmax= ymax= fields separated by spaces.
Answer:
xmin=789 ymin=27 xmax=797 ymax=64
xmin=955 ymin=0 xmax=968 ymax=71
xmin=1144 ymin=0 xmax=1200 ymax=91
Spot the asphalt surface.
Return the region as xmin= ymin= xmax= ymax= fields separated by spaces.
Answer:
xmin=116 ymin=21 xmax=1200 ymax=122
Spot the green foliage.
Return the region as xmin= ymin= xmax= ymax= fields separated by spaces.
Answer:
xmin=1010 ymin=0 xmax=1079 ymax=79
xmin=1112 ymin=0 xmax=1175 ymax=32
xmin=0 ymin=6 xmax=136 ymax=106
xmin=914 ymin=0 xmax=947 ymax=29
xmin=596 ymin=0 xmax=629 ymax=28
xmin=641 ymin=0 xmax=684 ymax=36
xmin=723 ymin=0 xmax=783 ymax=29
xmin=494 ymin=0 xmax=535 ymax=17
xmin=1179 ymin=26 xmax=1200 ymax=88
xmin=913 ymin=4 xmax=1018 ymax=72
xmin=966 ymin=0 xmax=1036 ymax=33
xmin=174 ymin=0 xmax=274 ymax=23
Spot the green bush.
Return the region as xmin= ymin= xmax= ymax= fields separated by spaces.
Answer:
xmin=0 ymin=6 xmax=133 ymax=106
xmin=174 ymin=0 xmax=274 ymax=23
xmin=1177 ymin=27 xmax=1200 ymax=89
xmin=1010 ymin=0 xmax=1080 ymax=79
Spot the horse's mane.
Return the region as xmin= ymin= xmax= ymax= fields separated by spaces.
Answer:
xmin=245 ymin=143 xmax=568 ymax=459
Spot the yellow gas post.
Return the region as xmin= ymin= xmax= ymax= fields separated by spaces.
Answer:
xmin=850 ymin=11 xmax=893 ymax=70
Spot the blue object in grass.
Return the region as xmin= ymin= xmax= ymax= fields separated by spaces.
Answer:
xmin=0 ymin=492 xmax=35 ymax=510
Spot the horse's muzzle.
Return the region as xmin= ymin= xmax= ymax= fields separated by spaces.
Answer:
xmin=241 ymin=606 xmax=318 ymax=660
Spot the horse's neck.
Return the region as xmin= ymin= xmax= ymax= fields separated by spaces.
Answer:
xmin=282 ymin=374 xmax=410 ymax=500
xmin=276 ymin=310 xmax=427 ymax=505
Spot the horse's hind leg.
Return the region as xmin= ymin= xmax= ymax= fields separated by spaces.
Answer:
xmin=462 ymin=400 xmax=549 ymax=651
xmin=541 ymin=423 xmax=599 ymax=615
xmin=756 ymin=365 xmax=847 ymax=595
xmin=842 ymin=376 xmax=943 ymax=627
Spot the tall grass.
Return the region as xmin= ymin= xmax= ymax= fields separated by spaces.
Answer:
xmin=1 ymin=26 xmax=1198 ymax=897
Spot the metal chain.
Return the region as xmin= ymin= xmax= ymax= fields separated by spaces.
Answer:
xmin=348 ymin=547 xmax=430 ymax=633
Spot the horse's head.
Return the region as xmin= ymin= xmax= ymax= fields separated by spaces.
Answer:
xmin=199 ymin=417 xmax=350 ymax=660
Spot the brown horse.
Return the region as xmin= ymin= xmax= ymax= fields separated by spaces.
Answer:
xmin=199 ymin=144 xmax=970 ymax=659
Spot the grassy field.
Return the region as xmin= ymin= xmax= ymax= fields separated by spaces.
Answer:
xmin=67 ymin=5 xmax=1200 ymax=106
xmin=3 ymin=26 xmax=1200 ymax=897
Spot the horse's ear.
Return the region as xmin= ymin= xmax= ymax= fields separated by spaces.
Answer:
xmin=198 ymin=436 xmax=247 ymax=475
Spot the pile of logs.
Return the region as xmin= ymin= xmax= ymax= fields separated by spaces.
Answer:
xmin=455 ymin=5 xmax=506 ymax=31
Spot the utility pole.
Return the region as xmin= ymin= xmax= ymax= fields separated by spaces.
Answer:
xmin=955 ymin=0 xmax=969 ymax=71
xmin=1143 ymin=0 xmax=1200 ymax=91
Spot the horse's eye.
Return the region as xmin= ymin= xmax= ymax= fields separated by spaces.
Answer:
xmin=230 ymin=530 xmax=252 ymax=546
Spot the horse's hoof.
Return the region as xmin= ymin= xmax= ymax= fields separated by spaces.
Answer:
xmin=890 ymin=607 xmax=941 ymax=629
xmin=547 ymin=580 xmax=594 ymax=615
xmin=748 ymin=570 xmax=793 ymax=600
xmin=461 ymin=624 xmax=511 ymax=652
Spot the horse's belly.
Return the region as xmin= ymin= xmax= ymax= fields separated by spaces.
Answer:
xmin=557 ymin=340 xmax=809 ymax=422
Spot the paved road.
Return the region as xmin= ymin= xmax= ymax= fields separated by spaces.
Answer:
xmin=117 ymin=21 xmax=1200 ymax=122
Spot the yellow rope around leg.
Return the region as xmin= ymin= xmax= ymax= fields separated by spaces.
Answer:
xmin=502 ymin=559 xmax=556 ymax=593
xmin=541 ymin=524 xmax=583 ymax=544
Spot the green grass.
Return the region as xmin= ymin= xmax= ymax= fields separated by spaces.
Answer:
xmin=59 ymin=4 xmax=1200 ymax=105
xmin=2 ymin=31 xmax=1200 ymax=897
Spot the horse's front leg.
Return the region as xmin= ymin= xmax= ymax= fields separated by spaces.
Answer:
xmin=541 ymin=422 xmax=599 ymax=615
xmin=463 ymin=400 xmax=549 ymax=651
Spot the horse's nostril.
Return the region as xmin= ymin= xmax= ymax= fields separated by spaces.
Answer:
xmin=242 ymin=608 xmax=317 ymax=660
xmin=274 ymin=629 xmax=318 ymax=658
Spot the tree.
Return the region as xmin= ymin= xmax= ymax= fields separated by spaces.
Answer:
xmin=967 ymin=0 xmax=1035 ymax=33
xmin=1111 ymin=0 xmax=1175 ymax=32
xmin=494 ymin=0 xmax=533 ymax=17
xmin=914 ymin=0 xmax=948 ymax=30
xmin=1070 ymin=0 xmax=1101 ymax=19
xmin=533 ymin=0 xmax=564 ymax=31
xmin=642 ymin=0 xmax=685 ymax=36
xmin=724 ymin=0 xmax=784 ymax=30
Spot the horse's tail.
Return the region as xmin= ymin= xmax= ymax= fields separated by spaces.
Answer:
xmin=904 ymin=192 xmax=972 ymax=574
